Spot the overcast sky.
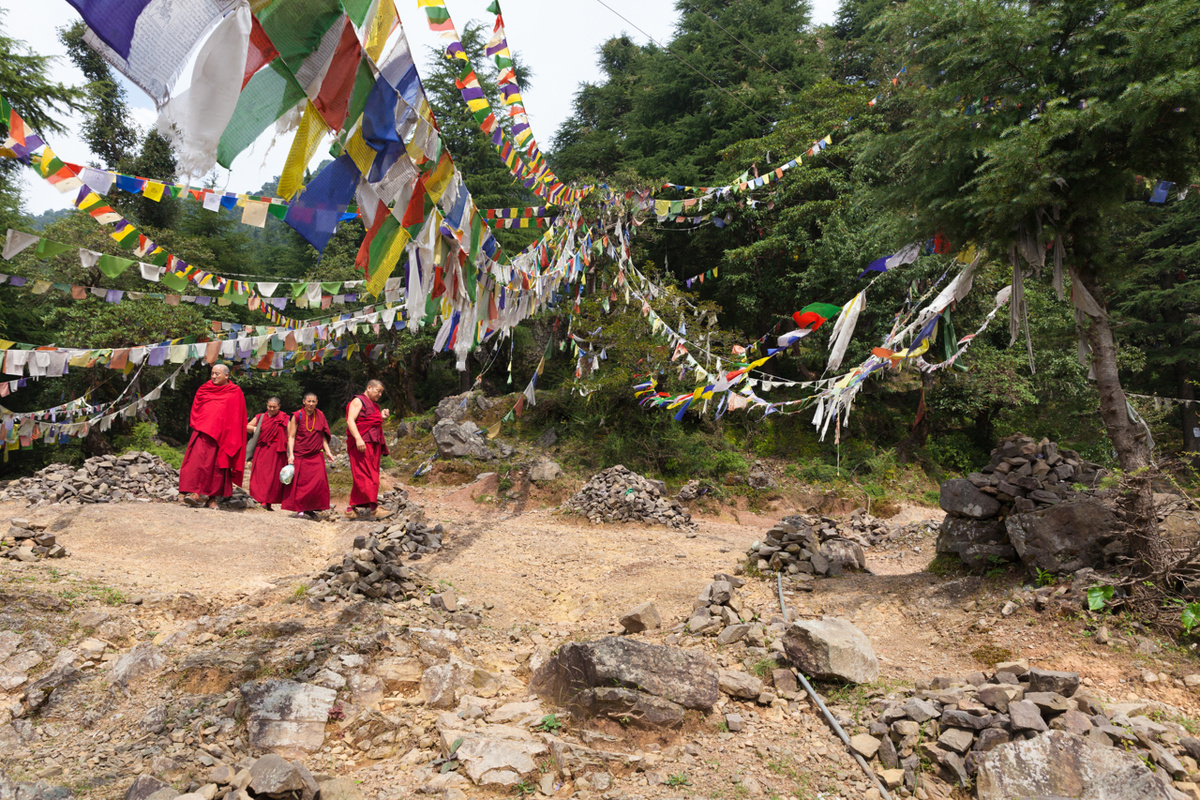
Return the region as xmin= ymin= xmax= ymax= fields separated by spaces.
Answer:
xmin=5 ymin=0 xmax=839 ymax=215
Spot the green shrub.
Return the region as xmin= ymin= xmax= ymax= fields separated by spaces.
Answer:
xmin=114 ymin=422 xmax=183 ymax=469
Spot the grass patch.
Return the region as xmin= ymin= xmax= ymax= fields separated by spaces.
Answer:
xmin=926 ymin=553 xmax=964 ymax=577
xmin=970 ymin=642 xmax=1014 ymax=666
xmin=750 ymin=657 xmax=777 ymax=680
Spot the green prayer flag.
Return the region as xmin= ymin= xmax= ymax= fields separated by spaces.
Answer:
xmin=33 ymin=239 xmax=72 ymax=259
xmin=217 ymin=61 xmax=307 ymax=169
xmin=160 ymin=271 xmax=188 ymax=292
xmin=97 ymin=255 xmax=135 ymax=278
xmin=799 ymin=302 xmax=843 ymax=319
xmin=341 ymin=0 xmax=372 ymax=26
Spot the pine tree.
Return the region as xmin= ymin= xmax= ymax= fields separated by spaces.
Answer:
xmin=551 ymin=0 xmax=822 ymax=184
xmin=864 ymin=0 xmax=1200 ymax=567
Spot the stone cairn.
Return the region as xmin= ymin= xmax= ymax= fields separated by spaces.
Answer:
xmin=562 ymin=465 xmax=695 ymax=530
xmin=745 ymin=514 xmax=868 ymax=583
xmin=842 ymin=662 xmax=1200 ymax=796
xmin=308 ymin=498 xmax=443 ymax=603
xmin=0 ymin=452 xmax=184 ymax=506
xmin=684 ymin=573 xmax=757 ymax=643
xmin=938 ymin=435 xmax=1123 ymax=573
xmin=965 ymin=434 xmax=1107 ymax=512
xmin=1 ymin=518 xmax=68 ymax=561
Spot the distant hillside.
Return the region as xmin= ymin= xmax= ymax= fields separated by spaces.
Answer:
xmin=27 ymin=207 xmax=73 ymax=231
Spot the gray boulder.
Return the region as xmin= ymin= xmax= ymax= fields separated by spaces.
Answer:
xmin=531 ymin=637 xmax=718 ymax=720
xmin=240 ymin=679 xmax=337 ymax=753
xmin=432 ymin=419 xmax=495 ymax=460
xmin=618 ymin=601 xmax=662 ymax=634
xmin=782 ymin=617 xmax=879 ymax=684
xmin=248 ymin=754 xmax=303 ymax=794
xmin=434 ymin=392 xmax=474 ymax=423
xmin=109 ymin=643 xmax=167 ymax=686
xmin=419 ymin=658 xmax=500 ymax=709
xmin=572 ymin=686 xmax=686 ymax=729
xmin=819 ymin=538 xmax=866 ymax=572
xmin=940 ymin=479 xmax=1001 ymax=519
xmin=1026 ymin=668 xmax=1081 ymax=697
xmin=935 ymin=516 xmax=1017 ymax=570
xmin=528 ymin=458 xmax=563 ymax=483
xmin=718 ymin=669 xmax=764 ymax=700
xmin=125 ymin=776 xmax=171 ymax=800
xmin=976 ymin=731 xmax=1174 ymax=800
xmin=1005 ymin=497 xmax=1127 ymax=575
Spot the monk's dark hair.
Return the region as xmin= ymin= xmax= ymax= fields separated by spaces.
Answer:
xmin=366 ymin=379 xmax=384 ymax=390
xmin=303 ymin=392 xmax=318 ymax=401
xmin=267 ymin=396 xmax=281 ymax=405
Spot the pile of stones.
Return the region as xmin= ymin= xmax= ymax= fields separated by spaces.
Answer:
xmin=563 ymin=465 xmax=695 ymax=530
xmin=745 ymin=514 xmax=867 ymax=581
xmin=1 ymin=518 xmax=67 ymax=561
xmin=964 ymin=434 xmax=1107 ymax=512
xmin=938 ymin=435 xmax=1128 ymax=574
xmin=843 ymin=661 xmax=1200 ymax=795
xmin=124 ymin=753 xmax=359 ymax=800
xmin=308 ymin=504 xmax=443 ymax=602
xmin=677 ymin=479 xmax=713 ymax=501
xmin=0 ymin=452 xmax=181 ymax=506
xmin=684 ymin=573 xmax=758 ymax=642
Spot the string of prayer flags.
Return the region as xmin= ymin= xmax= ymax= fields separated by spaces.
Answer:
xmin=483 ymin=206 xmax=553 ymax=219
xmin=419 ymin=0 xmax=576 ymax=206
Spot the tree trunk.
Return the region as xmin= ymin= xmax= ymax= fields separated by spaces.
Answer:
xmin=1076 ymin=262 xmax=1162 ymax=572
xmin=1179 ymin=361 xmax=1199 ymax=456
xmin=459 ymin=353 xmax=473 ymax=393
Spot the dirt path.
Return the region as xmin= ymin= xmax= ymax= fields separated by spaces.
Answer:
xmin=6 ymin=476 xmax=1199 ymax=726
xmin=0 ymin=500 xmax=356 ymax=597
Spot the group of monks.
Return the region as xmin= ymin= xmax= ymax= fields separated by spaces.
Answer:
xmin=177 ymin=364 xmax=390 ymax=520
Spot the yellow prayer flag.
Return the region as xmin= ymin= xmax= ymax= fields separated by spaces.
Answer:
xmin=279 ymin=102 xmax=328 ymax=201
xmin=366 ymin=0 xmax=397 ymax=62
xmin=142 ymin=182 xmax=165 ymax=202
xmin=346 ymin=127 xmax=377 ymax=176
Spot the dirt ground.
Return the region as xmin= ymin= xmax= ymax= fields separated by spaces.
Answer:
xmin=4 ymin=472 xmax=1200 ymax=799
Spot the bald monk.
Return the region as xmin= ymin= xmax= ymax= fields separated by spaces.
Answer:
xmin=345 ymin=379 xmax=391 ymax=519
xmin=246 ymin=396 xmax=289 ymax=511
xmin=179 ymin=364 xmax=247 ymax=509
xmin=283 ymin=392 xmax=333 ymax=520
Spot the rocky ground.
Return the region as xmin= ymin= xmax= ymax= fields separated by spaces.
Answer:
xmin=2 ymin=463 xmax=1200 ymax=800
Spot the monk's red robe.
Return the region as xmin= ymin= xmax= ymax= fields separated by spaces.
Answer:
xmin=347 ymin=393 xmax=389 ymax=508
xmin=248 ymin=410 xmax=289 ymax=506
xmin=179 ymin=380 xmax=247 ymax=498
xmin=283 ymin=409 xmax=330 ymax=513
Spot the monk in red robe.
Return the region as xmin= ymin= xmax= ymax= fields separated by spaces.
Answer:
xmin=179 ymin=364 xmax=247 ymax=508
xmin=246 ymin=396 xmax=289 ymax=510
xmin=283 ymin=392 xmax=333 ymax=520
xmin=345 ymin=379 xmax=391 ymax=519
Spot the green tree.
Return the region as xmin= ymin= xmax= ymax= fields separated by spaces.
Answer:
xmin=1112 ymin=197 xmax=1200 ymax=458
xmin=864 ymin=0 xmax=1200 ymax=564
xmin=60 ymin=21 xmax=181 ymax=229
xmin=0 ymin=11 xmax=84 ymax=232
xmin=420 ymin=21 xmax=541 ymax=255
xmin=552 ymin=0 xmax=823 ymax=185
xmin=59 ymin=21 xmax=138 ymax=170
